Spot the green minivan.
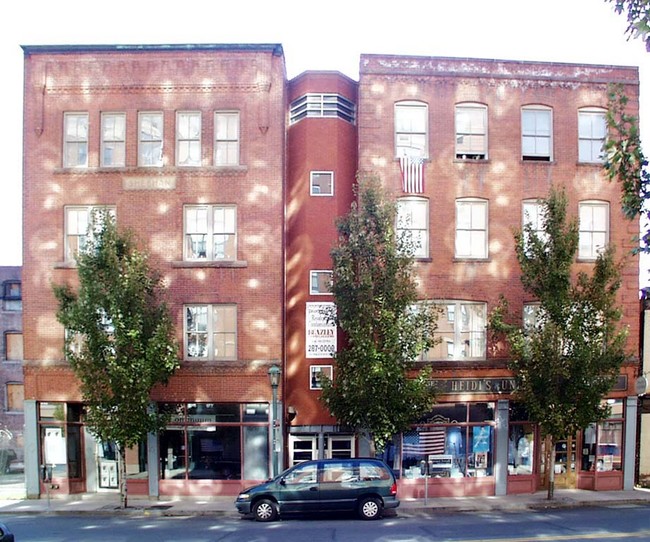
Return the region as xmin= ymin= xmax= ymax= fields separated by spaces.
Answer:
xmin=235 ymin=458 xmax=399 ymax=521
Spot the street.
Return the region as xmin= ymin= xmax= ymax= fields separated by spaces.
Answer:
xmin=2 ymin=504 xmax=650 ymax=541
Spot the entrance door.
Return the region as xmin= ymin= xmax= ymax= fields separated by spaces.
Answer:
xmin=541 ymin=435 xmax=578 ymax=489
xmin=288 ymin=436 xmax=317 ymax=466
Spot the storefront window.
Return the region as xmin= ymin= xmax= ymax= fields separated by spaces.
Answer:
xmin=508 ymin=423 xmax=535 ymax=475
xmin=159 ymin=402 xmax=269 ymax=481
xmin=581 ymin=399 xmax=624 ymax=472
xmin=394 ymin=402 xmax=495 ymax=478
xmin=38 ymin=402 xmax=83 ymax=480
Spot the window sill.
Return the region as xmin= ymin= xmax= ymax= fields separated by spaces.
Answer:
xmin=454 ymin=157 xmax=489 ymax=163
xmin=172 ymin=260 xmax=248 ymax=269
xmin=453 ymin=257 xmax=490 ymax=263
xmin=521 ymin=158 xmax=554 ymax=164
xmin=54 ymin=261 xmax=78 ymax=269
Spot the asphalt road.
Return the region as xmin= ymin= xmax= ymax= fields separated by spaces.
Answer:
xmin=3 ymin=503 xmax=650 ymax=541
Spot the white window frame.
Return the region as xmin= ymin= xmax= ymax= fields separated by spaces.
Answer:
xmin=64 ymin=205 xmax=116 ymax=262
xmin=138 ymin=111 xmax=164 ymax=167
xmin=310 ymin=270 xmax=333 ymax=295
xmin=421 ymin=301 xmax=487 ymax=361
xmin=523 ymin=302 xmax=541 ymax=332
xmin=184 ymin=304 xmax=237 ymax=360
xmin=100 ymin=112 xmax=126 ymax=167
xmin=310 ymin=365 xmax=333 ymax=390
xmin=184 ymin=205 xmax=237 ymax=261
xmin=455 ymin=198 xmax=488 ymax=259
xmin=522 ymin=106 xmax=552 ymax=161
xmin=522 ymin=199 xmax=548 ymax=249
xmin=176 ymin=111 xmax=202 ymax=167
xmin=397 ymin=197 xmax=429 ymax=259
xmin=578 ymin=108 xmax=607 ymax=163
xmin=455 ymin=103 xmax=488 ymax=160
xmin=395 ymin=101 xmax=428 ymax=159
xmin=214 ymin=111 xmax=240 ymax=166
xmin=578 ymin=201 xmax=609 ymax=260
xmin=63 ymin=112 xmax=89 ymax=168
xmin=310 ymin=171 xmax=334 ymax=196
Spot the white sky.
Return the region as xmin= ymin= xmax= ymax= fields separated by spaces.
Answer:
xmin=1 ymin=0 xmax=647 ymax=273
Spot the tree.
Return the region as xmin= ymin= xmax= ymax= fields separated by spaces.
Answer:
xmin=606 ymin=0 xmax=650 ymax=51
xmin=489 ymin=187 xmax=628 ymax=499
xmin=604 ymin=84 xmax=650 ymax=253
xmin=320 ymin=175 xmax=440 ymax=452
xmin=53 ymin=211 xmax=180 ymax=508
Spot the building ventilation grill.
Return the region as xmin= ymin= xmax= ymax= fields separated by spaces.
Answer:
xmin=290 ymin=93 xmax=356 ymax=125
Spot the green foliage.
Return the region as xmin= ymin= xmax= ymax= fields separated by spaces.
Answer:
xmin=606 ymin=0 xmax=650 ymax=51
xmin=320 ymin=175 xmax=440 ymax=451
xmin=490 ymin=187 xmax=628 ymax=441
xmin=53 ymin=211 xmax=180 ymax=450
xmin=604 ymin=84 xmax=650 ymax=252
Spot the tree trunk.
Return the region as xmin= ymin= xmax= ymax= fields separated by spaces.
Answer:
xmin=547 ymin=437 xmax=555 ymax=501
xmin=118 ymin=444 xmax=128 ymax=509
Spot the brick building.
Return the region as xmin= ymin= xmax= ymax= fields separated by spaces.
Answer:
xmin=22 ymin=44 xmax=641 ymax=499
xmin=0 ymin=267 xmax=23 ymax=486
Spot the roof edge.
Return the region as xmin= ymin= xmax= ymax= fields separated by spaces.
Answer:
xmin=21 ymin=43 xmax=284 ymax=56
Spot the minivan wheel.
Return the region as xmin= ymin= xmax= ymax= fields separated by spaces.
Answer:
xmin=358 ymin=497 xmax=382 ymax=520
xmin=253 ymin=499 xmax=278 ymax=522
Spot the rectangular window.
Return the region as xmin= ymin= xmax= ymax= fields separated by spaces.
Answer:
xmin=289 ymin=93 xmax=356 ymax=124
xmin=214 ymin=111 xmax=240 ymax=166
xmin=310 ymin=171 xmax=334 ymax=196
xmin=579 ymin=201 xmax=609 ymax=260
xmin=184 ymin=205 xmax=237 ymax=261
xmin=185 ymin=304 xmax=236 ymax=360
xmin=64 ymin=206 xmax=116 ymax=262
xmin=397 ymin=198 xmax=429 ymax=258
xmin=100 ymin=112 xmax=126 ymax=167
xmin=310 ymin=365 xmax=333 ymax=390
xmin=395 ymin=101 xmax=428 ymax=159
xmin=63 ymin=112 xmax=89 ymax=168
xmin=138 ymin=112 xmax=164 ymax=167
xmin=176 ymin=111 xmax=201 ymax=166
xmin=3 ymin=281 xmax=21 ymax=311
xmin=455 ymin=199 xmax=488 ymax=259
xmin=522 ymin=107 xmax=552 ymax=161
xmin=310 ymin=271 xmax=332 ymax=295
xmin=6 ymin=383 xmax=23 ymax=412
xmin=578 ymin=109 xmax=607 ymax=163
xmin=455 ymin=104 xmax=487 ymax=160
xmin=522 ymin=200 xmax=548 ymax=250
xmin=422 ymin=301 xmax=487 ymax=361
xmin=5 ymin=333 xmax=23 ymax=361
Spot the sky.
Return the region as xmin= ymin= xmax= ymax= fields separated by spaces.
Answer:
xmin=1 ymin=0 xmax=647 ymax=274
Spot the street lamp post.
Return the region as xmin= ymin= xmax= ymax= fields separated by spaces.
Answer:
xmin=268 ymin=364 xmax=281 ymax=478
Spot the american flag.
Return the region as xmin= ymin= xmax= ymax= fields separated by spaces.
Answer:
xmin=402 ymin=429 xmax=446 ymax=455
xmin=399 ymin=156 xmax=425 ymax=194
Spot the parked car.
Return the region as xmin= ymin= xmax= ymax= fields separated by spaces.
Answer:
xmin=0 ymin=522 xmax=14 ymax=541
xmin=235 ymin=458 xmax=399 ymax=522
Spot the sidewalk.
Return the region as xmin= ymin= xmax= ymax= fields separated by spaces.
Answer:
xmin=0 ymin=488 xmax=647 ymax=517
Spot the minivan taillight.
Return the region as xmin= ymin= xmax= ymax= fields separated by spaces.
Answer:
xmin=390 ymin=482 xmax=397 ymax=496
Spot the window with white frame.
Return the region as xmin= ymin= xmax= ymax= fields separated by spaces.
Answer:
xmin=214 ymin=111 xmax=240 ymax=166
xmin=63 ymin=112 xmax=89 ymax=168
xmin=101 ymin=112 xmax=126 ymax=167
xmin=184 ymin=205 xmax=237 ymax=261
xmin=421 ymin=301 xmax=487 ymax=360
xmin=310 ymin=365 xmax=333 ymax=390
xmin=176 ymin=111 xmax=201 ymax=166
xmin=455 ymin=103 xmax=488 ymax=160
xmin=138 ymin=112 xmax=164 ymax=167
xmin=395 ymin=101 xmax=428 ymax=159
xmin=5 ymin=332 xmax=23 ymax=361
xmin=578 ymin=108 xmax=607 ymax=163
xmin=579 ymin=201 xmax=609 ymax=260
xmin=6 ymin=383 xmax=23 ymax=412
xmin=64 ymin=205 xmax=116 ymax=262
xmin=522 ymin=199 xmax=548 ymax=249
xmin=310 ymin=271 xmax=332 ymax=295
xmin=397 ymin=197 xmax=429 ymax=258
xmin=185 ymin=304 xmax=237 ymax=360
xmin=522 ymin=106 xmax=552 ymax=161
xmin=310 ymin=171 xmax=334 ymax=196
xmin=523 ymin=303 xmax=541 ymax=332
xmin=455 ymin=198 xmax=488 ymax=259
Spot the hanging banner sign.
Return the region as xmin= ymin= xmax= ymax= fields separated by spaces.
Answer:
xmin=306 ymin=302 xmax=336 ymax=359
